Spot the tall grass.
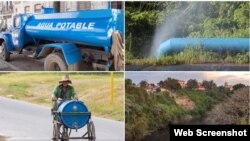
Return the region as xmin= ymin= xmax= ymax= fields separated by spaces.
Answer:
xmin=0 ymin=72 xmax=124 ymax=121
xmin=126 ymin=46 xmax=249 ymax=65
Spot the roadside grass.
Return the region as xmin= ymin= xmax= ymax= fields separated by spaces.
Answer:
xmin=0 ymin=72 xmax=124 ymax=121
xmin=126 ymin=47 xmax=249 ymax=65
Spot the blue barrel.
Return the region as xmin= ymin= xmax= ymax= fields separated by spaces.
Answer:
xmin=157 ymin=38 xmax=250 ymax=57
xmin=25 ymin=9 xmax=124 ymax=49
xmin=58 ymin=100 xmax=90 ymax=129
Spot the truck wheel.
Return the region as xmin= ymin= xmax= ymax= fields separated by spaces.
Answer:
xmin=44 ymin=53 xmax=67 ymax=71
xmin=1 ymin=41 xmax=10 ymax=61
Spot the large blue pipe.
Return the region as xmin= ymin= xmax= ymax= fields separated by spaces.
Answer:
xmin=156 ymin=38 xmax=250 ymax=57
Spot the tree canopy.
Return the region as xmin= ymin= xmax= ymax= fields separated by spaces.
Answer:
xmin=126 ymin=2 xmax=250 ymax=58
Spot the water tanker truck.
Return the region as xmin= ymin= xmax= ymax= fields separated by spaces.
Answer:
xmin=157 ymin=38 xmax=249 ymax=57
xmin=0 ymin=8 xmax=124 ymax=71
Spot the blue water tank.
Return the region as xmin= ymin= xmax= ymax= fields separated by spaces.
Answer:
xmin=58 ymin=100 xmax=90 ymax=129
xmin=24 ymin=9 xmax=124 ymax=50
xmin=157 ymin=38 xmax=250 ymax=57
xmin=41 ymin=8 xmax=54 ymax=14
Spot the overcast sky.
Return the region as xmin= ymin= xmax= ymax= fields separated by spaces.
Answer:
xmin=125 ymin=71 xmax=250 ymax=86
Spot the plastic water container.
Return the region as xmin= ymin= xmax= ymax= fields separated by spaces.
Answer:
xmin=58 ymin=100 xmax=90 ymax=129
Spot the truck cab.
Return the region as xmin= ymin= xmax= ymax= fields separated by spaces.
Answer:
xmin=12 ymin=14 xmax=33 ymax=49
xmin=0 ymin=14 xmax=34 ymax=61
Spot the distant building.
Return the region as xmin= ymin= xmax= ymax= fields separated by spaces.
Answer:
xmin=146 ymin=83 xmax=155 ymax=89
xmin=12 ymin=1 xmax=49 ymax=14
xmin=195 ymin=82 xmax=206 ymax=91
xmin=160 ymin=88 xmax=167 ymax=92
xmin=135 ymin=83 xmax=140 ymax=87
xmin=145 ymin=83 xmax=155 ymax=93
xmin=195 ymin=85 xmax=206 ymax=91
xmin=136 ymin=82 xmax=159 ymax=93
xmin=178 ymin=80 xmax=186 ymax=88
xmin=0 ymin=1 xmax=14 ymax=30
xmin=224 ymin=82 xmax=233 ymax=91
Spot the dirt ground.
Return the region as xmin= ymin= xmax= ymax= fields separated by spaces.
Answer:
xmin=7 ymin=54 xmax=44 ymax=71
xmin=176 ymin=96 xmax=195 ymax=110
xmin=0 ymin=54 xmax=95 ymax=71
xmin=0 ymin=135 xmax=6 ymax=141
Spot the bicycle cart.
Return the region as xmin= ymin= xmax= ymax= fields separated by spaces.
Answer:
xmin=52 ymin=100 xmax=95 ymax=141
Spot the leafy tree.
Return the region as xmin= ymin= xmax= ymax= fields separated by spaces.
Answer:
xmin=186 ymin=79 xmax=198 ymax=90
xmin=160 ymin=78 xmax=181 ymax=91
xmin=140 ymin=80 xmax=148 ymax=88
xmin=233 ymin=83 xmax=246 ymax=91
xmin=126 ymin=2 xmax=250 ymax=59
xmin=158 ymin=80 xmax=164 ymax=88
xmin=125 ymin=79 xmax=133 ymax=89
xmin=204 ymin=87 xmax=249 ymax=124
xmin=202 ymin=80 xmax=217 ymax=90
xmin=156 ymin=87 xmax=161 ymax=92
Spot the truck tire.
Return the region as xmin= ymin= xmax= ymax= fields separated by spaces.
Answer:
xmin=111 ymin=32 xmax=124 ymax=71
xmin=44 ymin=53 xmax=67 ymax=71
xmin=1 ymin=41 xmax=10 ymax=61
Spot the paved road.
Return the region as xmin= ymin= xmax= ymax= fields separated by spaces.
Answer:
xmin=126 ymin=64 xmax=250 ymax=71
xmin=0 ymin=97 xmax=124 ymax=141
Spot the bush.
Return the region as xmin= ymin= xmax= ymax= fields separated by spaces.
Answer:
xmin=204 ymin=87 xmax=249 ymax=124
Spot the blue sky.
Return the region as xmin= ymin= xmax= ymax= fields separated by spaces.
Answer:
xmin=125 ymin=71 xmax=250 ymax=86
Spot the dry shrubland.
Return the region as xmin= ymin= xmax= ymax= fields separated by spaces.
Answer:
xmin=204 ymin=87 xmax=249 ymax=124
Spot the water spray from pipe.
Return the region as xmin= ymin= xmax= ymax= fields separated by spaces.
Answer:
xmin=150 ymin=3 xmax=193 ymax=57
xmin=151 ymin=2 xmax=249 ymax=58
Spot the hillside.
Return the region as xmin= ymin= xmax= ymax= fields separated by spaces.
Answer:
xmin=204 ymin=87 xmax=249 ymax=124
xmin=125 ymin=79 xmax=248 ymax=141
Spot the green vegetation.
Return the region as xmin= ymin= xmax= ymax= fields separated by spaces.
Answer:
xmin=0 ymin=72 xmax=124 ymax=121
xmin=158 ymin=78 xmax=181 ymax=91
xmin=233 ymin=83 xmax=246 ymax=90
xmin=186 ymin=79 xmax=198 ymax=90
xmin=126 ymin=2 xmax=250 ymax=65
xmin=126 ymin=86 xmax=185 ymax=141
xmin=125 ymin=78 xmax=248 ymax=141
xmin=126 ymin=46 xmax=250 ymax=65
xmin=204 ymin=87 xmax=249 ymax=124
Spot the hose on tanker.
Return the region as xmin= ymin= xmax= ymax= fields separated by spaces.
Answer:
xmin=111 ymin=31 xmax=124 ymax=71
